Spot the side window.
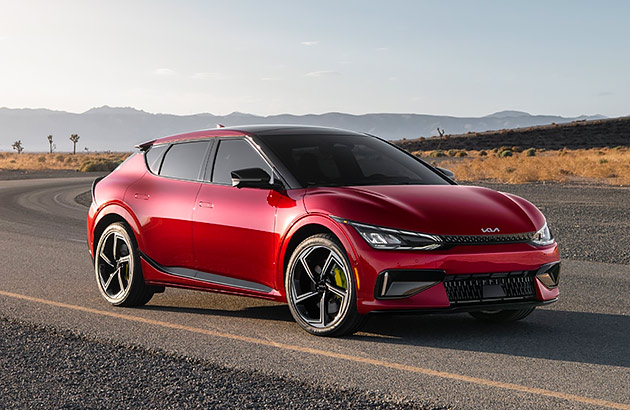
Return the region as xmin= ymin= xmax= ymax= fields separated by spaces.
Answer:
xmin=160 ymin=140 xmax=209 ymax=180
xmin=211 ymin=139 xmax=272 ymax=184
xmin=144 ymin=144 xmax=168 ymax=174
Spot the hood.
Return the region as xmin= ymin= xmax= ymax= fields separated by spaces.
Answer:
xmin=304 ymin=185 xmax=545 ymax=236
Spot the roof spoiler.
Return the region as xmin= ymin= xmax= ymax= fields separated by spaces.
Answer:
xmin=135 ymin=139 xmax=156 ymax=151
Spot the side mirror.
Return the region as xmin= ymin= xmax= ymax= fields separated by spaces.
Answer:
xmin=436 ymin=167 xmax=455 ymax=179
xmin=231 ymin=167 xmax=281 ymax=189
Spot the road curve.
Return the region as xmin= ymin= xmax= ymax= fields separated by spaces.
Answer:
xmin=0 ymin=177 xmax=628 ymax=409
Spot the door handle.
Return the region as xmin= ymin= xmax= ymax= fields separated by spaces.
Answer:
xmin=134 ymin=193 xmax=150 ymax=200
xmin=198 ymin=201 xmax=214 ymax=208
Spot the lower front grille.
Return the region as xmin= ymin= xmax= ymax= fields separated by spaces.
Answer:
xmin=443 ymin=271 xmax=536 ymax=304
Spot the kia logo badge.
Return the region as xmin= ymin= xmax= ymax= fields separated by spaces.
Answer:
xmin=481 ymin=227 xmax=500 ymax=233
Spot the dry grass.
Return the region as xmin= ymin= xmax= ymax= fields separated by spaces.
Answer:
xmin=414 ymin=147 xmax=630 ymax=185
xmin=0 ymin=152 xmax=131 ymax=172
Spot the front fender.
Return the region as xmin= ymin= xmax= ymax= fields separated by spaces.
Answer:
xmin=275 ymin=213 xmax=359 ymax=300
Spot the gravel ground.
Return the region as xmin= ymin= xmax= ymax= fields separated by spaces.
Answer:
xmin=478 ymin=182 xmax=630 ymax=265
xmin=0 ymin=317 xmax=436 ymax=410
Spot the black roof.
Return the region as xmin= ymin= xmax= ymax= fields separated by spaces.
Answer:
xmin=217 ymin=124 xmax=366 ymax=137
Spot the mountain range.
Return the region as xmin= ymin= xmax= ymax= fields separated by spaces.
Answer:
xmin=0 ymin=106 xmax=606 ymax=152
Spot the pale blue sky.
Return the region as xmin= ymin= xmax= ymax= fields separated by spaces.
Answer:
xmin=0 ymin=0 xmax=628 ymax=117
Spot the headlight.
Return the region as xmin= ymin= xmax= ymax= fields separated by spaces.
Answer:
xmin=531 ymin=222 xmax=554 ymax=246
xmin=331 ymin=217 xmax=443 ymax=250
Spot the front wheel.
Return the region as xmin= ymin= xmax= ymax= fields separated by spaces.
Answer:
xmin=94 ymin=222 xmax=154 ymax=307
xmin=468 ymin=307 xmax=535 ymax=322
xmin=285 ymin=234 xmax=366 ymax=336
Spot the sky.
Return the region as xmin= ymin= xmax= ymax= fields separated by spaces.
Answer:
xmin=0 ymin=0 xmax=628 ymax=118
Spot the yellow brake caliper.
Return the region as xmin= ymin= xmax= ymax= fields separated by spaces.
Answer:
xmin=333 ymin=266 xmax=347 ymax=289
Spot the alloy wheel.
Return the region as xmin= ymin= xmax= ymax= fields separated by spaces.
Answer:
xmin=96 ymin=229 xmax=134 ymax=303
xmin=290 ymin=245 xmax=351 ymax=329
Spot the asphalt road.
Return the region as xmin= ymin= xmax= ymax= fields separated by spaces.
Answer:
xmin=0 ymin=177 xmax=628 ymax=409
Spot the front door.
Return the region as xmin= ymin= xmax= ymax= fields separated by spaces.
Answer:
xmin=193 ymin=138 xmax=280 ymax=291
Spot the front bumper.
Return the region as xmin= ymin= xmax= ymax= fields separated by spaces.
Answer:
xmin=347 ymin=228 xmax=561 ymax=314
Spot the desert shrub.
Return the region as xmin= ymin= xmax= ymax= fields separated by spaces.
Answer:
xmin=524 ymin=148 xmax=536 ymax=157
xmin=506 ymin=167 xmax=516 ymax=173
xmin=600 ymin=159 xmax=609 ymax=164
xmin=597 ymin=151 xmax=605 ymax=156
xmin=498 ymin=149 xmax=513 ymax=158
xmin=37 ymin=155 xmax=46 ymax=163
xmin=429 ymin=150 xmax=446 ymax=158
xmin=10 ymin=159 xmax=16 ymax=163
xmin=454 ymin=151 xmax=468 ymax=157
xmin=511 ymin=146 xmax=523 ymax=153
xmin=479 ymin=150 xmax=488 ymax=156
xmin=80 ymin=160 xmax=121 ymax=172
xmin=0 ymin=153 xmax=5 ymax=159
xmin=447 ymin=149 xmax=459 ymax=157
xmin=56 ymin=154 xmax=65 ymax=162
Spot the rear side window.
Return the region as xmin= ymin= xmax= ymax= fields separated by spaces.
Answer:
xmin=211 ymin=139 xmax=272 ymax=184
xmin=160 ymin=140 xmax=210 ymax=180
xmin=144 ymin=144 xmax=168 ymax=173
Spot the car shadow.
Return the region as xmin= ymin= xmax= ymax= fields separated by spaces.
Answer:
xmin=354 ymin=309 xmax=630 ymax=368
xmin=138 ymin=303 xmax=294 ymax=323
xmin=138 ymin=300 xmax=627 ymax=368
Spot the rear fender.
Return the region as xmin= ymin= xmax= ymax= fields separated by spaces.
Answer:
xmin=90 ymin=201 xmax=144 ymax=254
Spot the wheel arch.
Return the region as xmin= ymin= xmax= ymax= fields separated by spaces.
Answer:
xmin=91 ymin=203 xmax=143 ymax=256
xmin=276 ymin=214 xmax=358 ymax=299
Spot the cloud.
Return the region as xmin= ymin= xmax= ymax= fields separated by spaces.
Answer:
xmin=0 ymin=36 xmax=8 ymax=41
xmin=153 ymin=68 xmax=176 ymax=76
xmin=191 ymin=72 xmax=231 ymax=80
xmin=375 ymin=47 xmax=388 ymax=51
xmin=596 ymin=91 xmax=614 ymax=97
xmin=261 ymin=77 xmax=279 ymax=81
xmin=301 ymin=41 xmax=320 ymax=46
xmin=305 ymin=70 xmax=341 ymax=77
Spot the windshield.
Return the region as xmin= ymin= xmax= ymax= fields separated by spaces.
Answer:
xmin=257 ymin=133 xmax=450 ymax=187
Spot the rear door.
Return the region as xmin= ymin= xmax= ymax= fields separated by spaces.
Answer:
xmin=192 ymin=138 xmax=280 ymax=292
xmin=126 ymin=140 xmax=211 ymax=269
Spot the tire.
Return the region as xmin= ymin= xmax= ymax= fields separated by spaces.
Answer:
xmin=468 ymin=307 xmax=535 ymax=322
xmin=94 ymin=222 xmax=154 ymax=307
xmin=285 ymin=234 xmax=367 ymax=336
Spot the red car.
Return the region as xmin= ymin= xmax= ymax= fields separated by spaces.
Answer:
xmin=87 ymin=125 xmax=560 ymax=336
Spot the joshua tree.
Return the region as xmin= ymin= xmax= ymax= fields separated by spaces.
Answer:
xmin=12 ymin=140 xmax=24 ymax=154
xmin=84 ymin=147 xmax=89 ymax=154
xmin=69 ymin=134 xmax=80 ymax=154
xmin=47 ymin=135 xmax=54 ymax=154
xmin=437 ymin=127 xmax=446 ymax=138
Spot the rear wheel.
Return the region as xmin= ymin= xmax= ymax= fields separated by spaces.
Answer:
xmin=468 ymin=307 xmax=535 ymax=322
xmin=94 ymin=222 xmax=154 ymax=307
xmin=286 ymin=234 xmax=366 ymax=336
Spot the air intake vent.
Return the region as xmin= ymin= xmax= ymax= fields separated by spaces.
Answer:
xmin=444 ymin=271 xmax=536 ymax=304
xmin=439 ymin=233 xmax=534 ymax=245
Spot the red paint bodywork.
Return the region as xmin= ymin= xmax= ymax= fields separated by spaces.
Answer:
xmin=87 ymin=128 xmax=560 ymax=314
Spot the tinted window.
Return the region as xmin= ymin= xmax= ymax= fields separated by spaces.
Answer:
xmin=160 ymin=141 xmax=209 ymax=180
xmin=211 ymin=139 xmax=272 ymax=184
xmin=144 ymin=144 xmax=168 ymax=173
xmin=257 ymin=134 xmax=449 ymax=187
